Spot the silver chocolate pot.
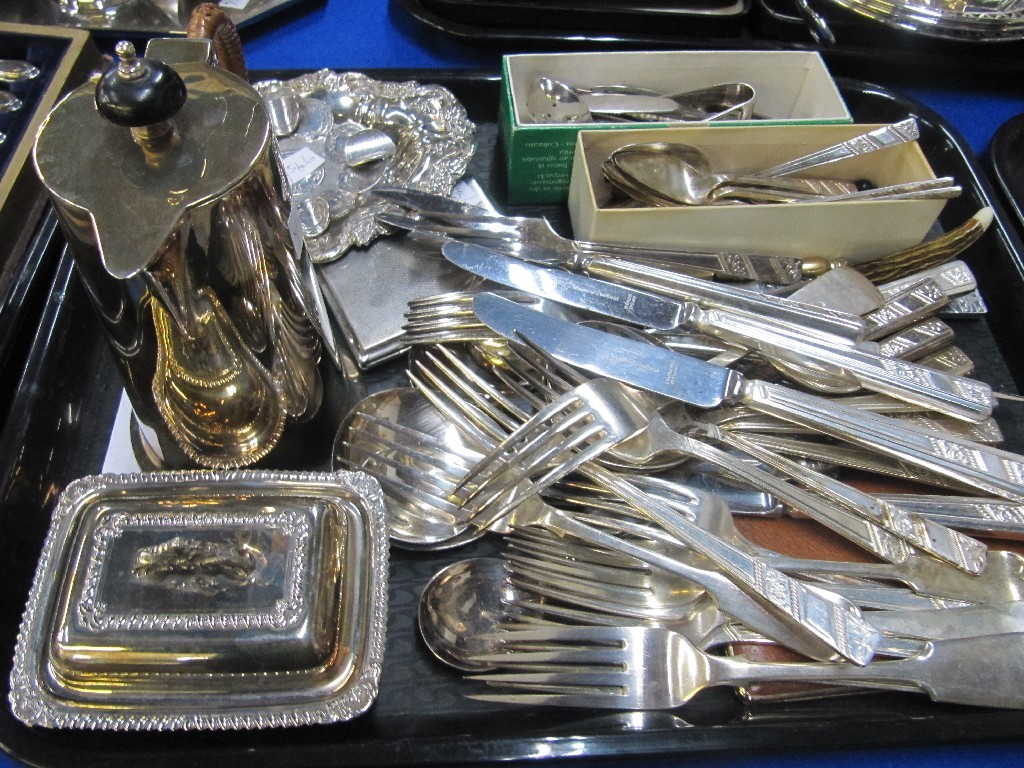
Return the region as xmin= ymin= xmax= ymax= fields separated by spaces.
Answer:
xmin=34 ymin=39 xmax=323 ymax=468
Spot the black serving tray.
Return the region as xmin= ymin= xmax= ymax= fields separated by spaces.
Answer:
xmin=989 ymin=112 xmax=1024 ymax=247
xmin=395 ymin=0 xmax=1024 ymax=85
xmin=3 ymin=71 xmax=1024 ymax=768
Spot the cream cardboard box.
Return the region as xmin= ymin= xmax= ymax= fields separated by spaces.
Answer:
xmin=499 ymin=51 xmax=852 ymax=205
xmin=567 ymin=123 xmax=946 ymax=264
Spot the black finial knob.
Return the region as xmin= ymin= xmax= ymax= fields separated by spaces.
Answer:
xmin=95 ymin=41 xmax=188 ymax=128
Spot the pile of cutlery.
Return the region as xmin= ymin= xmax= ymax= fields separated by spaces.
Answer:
xmin=329 ymin=175 xmax=1024 ymax=710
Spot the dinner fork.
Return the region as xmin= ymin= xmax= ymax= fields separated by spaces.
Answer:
xmin=373 ymin=187 xmax=806 ymax=284
xmin=490 ymin=342 xmax=986 ymax=572
xmin=444 ymin=343 xmax=1024 ymax=604
xmin=505 ymin=523 xmax=964 ymax=614
xmin=467 ymin=624 xmax=1024 ymax=710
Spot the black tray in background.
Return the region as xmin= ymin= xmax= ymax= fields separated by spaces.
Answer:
xmin=0 ymin=0 xmax=320 ymax=38
xmin=394 ymin=0 xmax=1024 ymax=86
xmin=3 ymin=72 xmax=1024 ymax=768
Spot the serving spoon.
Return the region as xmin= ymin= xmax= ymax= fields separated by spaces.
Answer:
xmin=607 ymin=143 xmax=859 ymax=206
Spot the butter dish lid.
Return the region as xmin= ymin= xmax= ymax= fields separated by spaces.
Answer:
xmin=9 ymin=469 xmax=388 ymax=730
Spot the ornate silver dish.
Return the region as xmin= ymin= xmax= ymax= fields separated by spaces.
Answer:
xmin=257 ymin=70 xmax=476 ymax=263
xmin=9 ymin=469 xmax=389 ymax=730
xmin=824 ymin=0 xmax=1024 ymax=41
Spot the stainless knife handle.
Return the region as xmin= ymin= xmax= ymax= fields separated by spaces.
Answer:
xmin=754 ymin=118 xmax=920 ymax=178
xmin=581 ymin=258 xmax=867 ymax=341
xmin=573 ymin=242 xmax=803 ymax=285
xmin=862 ymin=279 xmax=949 ymax=340
xmin=700 ymin=307 xmax=992 ymax=422
xmin=739 ymin=378 xmax=1024 ymax=502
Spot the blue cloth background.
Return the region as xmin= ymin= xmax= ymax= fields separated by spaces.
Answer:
xmin=3 ymin=2 xmax=1024 ymax=766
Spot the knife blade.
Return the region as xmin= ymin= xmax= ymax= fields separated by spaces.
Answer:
xmin=447 ymin=243 xmax=993 ymax=422
xmin=471 ymin=292 xmax=1024 ymax=501
xmin=443 ymin=240 xmax=861 ymax=339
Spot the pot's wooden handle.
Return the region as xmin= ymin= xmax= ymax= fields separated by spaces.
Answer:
xmin=187 ymin=3 xmax=248 ymax=81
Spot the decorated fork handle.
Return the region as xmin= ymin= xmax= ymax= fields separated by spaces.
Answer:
xmin=754 ymin=118 xmax=920 ymax=178
xmin=709 ymin=427 xmax=988 ymax=575
xmin=739 ymin=378 xmax=1024 ymax=502
xmin=542 ymin=504 xmax=876 ymax=665
xmin=579 ymin=462 xmax=881 ymax=665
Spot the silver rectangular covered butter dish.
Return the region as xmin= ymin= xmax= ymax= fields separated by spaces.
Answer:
xmin=9 ymin=469 xmax=389 ymax=730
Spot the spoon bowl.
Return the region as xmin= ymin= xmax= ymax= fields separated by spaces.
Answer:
xmin=607 ymin=142 xmax=858 ymax=206
xmin=525 ymin=76 xmax=594 ymax=123
xmin=418 ymin=557 xmax=525 ymax=672
xmin=334 ymin=386 xmax=489 ymax=549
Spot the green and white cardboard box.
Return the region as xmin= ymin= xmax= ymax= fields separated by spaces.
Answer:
xmin=499 ymin=50 xmax=853 ymax=205
xmin=568 ymin=122 xmax=945 ymax=263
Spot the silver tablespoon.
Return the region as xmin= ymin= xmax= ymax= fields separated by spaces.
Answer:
xmin=418 ymin=557 xmax=530 ymax=672
xmin=608 ymin=143 xmax=857 ymax=206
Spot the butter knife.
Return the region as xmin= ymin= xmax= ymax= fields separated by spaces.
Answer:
xmin=471 ymin=292 xmax=1024 ymax=501
xmin=447 ymin=243 xmax=992 ymax=422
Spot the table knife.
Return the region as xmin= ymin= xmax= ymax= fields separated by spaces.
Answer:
xmin=446 ymin=243 xmax=992 ymax=422
xmin=442 ymin=240 xmax=862 ymax=339
xmin=471 ymin=292 xmax=1024 ymax=501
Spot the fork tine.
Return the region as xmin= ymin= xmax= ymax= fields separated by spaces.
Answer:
xmin=477 ymin=624 xmax=643 ymax=644
xmin=470 ymin=648 xmax=629 ymax=668
xmin=506 ymin=532 xmax=659 ymax=586
xmin=456 ymin=416 xmax=612 ymax=522
xmin=343 ymin=426 xmax=467 ymax=503
xmin=511 ymin=597 xmax=631 ymax=627
xmin=345 ymin=408 xmax=483 ymax=472
xmin=467 ymin=692 xmax=628 ymax=708
xmin=507 ymin=567 xmax=699 ymax=622
xmin=452 ymin=395 xmax=590 ymax=500
xmin=340 ymin=443 xmax=464 ymax=522
xmin=407 ymin=290 xmax=480 ymax=310
xmin=503 ymin=336 xmax=589 ymax=391
xmin=407 ymin=362 xmax=506 ymax=447
xmin=425 ymin=346 xmax=528 ymax=427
